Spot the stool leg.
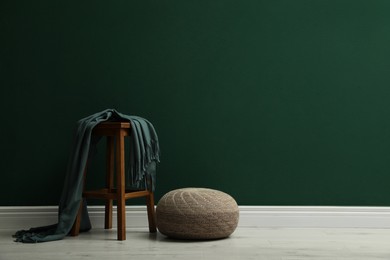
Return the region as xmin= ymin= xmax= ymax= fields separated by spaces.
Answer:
xmin=105 ymin=136 xmax=114 ymax=230
xmin=116 ymin=132 xmax=126 ymax=240
xmin=146 ymin=192 xmax=157 ymax=233
xmin=71 ymin=164 xmax=88 ymax=237
xmin=70 ymin=200 xmax=83 ymax=236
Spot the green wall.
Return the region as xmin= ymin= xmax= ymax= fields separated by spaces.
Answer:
xmin=2 ymin=0 xmax=390 ymax=206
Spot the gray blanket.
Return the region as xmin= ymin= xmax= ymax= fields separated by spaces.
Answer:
xmin=13 ymin=109 xmax=160 ymax=242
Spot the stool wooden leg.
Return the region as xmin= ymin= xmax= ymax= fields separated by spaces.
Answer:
xmin=70 ymin=200 xmax=83 ymax=236
xmin=146 ymin=192 xmax=157 ymax=233
xmin=71 ymin=164 xmax=88 ymax=236
xmin=105 ymin=136 xmax=114 ymax=230
xmin=116 ymin=132 xmax=126 ymax=240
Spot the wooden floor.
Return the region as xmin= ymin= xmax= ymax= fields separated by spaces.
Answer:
xmin=1 ymin=227 xmax=390 ymax=260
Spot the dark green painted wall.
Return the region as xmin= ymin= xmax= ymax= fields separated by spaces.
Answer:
xmin=1 ymin=0 xmax=390 ymax=206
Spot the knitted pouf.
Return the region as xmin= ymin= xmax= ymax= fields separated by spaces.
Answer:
xmin=156 ymin=188 xmax=239 ymax=240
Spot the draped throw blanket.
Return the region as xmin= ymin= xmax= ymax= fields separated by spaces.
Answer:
xmin=13 ymin=109 xmax=160 ymax=243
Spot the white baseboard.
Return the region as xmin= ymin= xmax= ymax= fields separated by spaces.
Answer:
xmin=239 ymin=206 xmax=390 ymax=228
xmin=2 ymin=206 xmax=390 ymax=230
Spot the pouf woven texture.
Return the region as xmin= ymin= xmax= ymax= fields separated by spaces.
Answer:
xmin=156 ymin=188 xmax=239 ymax=240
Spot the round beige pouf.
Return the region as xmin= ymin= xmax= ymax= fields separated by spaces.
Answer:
xmin=156 ymin=188 xmax=239 ymax=240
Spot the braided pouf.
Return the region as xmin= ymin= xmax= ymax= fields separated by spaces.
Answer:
xmin=156 ymin=188 xmax=239 ymax=240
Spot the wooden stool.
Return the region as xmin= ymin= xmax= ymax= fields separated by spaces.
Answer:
xmin=70 ymin=121 xmax=157 ymax=240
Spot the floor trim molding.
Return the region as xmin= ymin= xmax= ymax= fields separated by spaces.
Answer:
xmin=239 ymin=206 xmax=390 ymax=228
xmin=2 ymin=206 xmax=390 ymax=230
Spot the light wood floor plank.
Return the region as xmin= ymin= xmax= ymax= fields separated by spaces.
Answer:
xmin=1 ymin=227 xmax=390 ymax=260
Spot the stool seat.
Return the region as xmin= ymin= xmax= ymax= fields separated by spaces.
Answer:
xmin=70 ymin=121 xmax=157 ymax=240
